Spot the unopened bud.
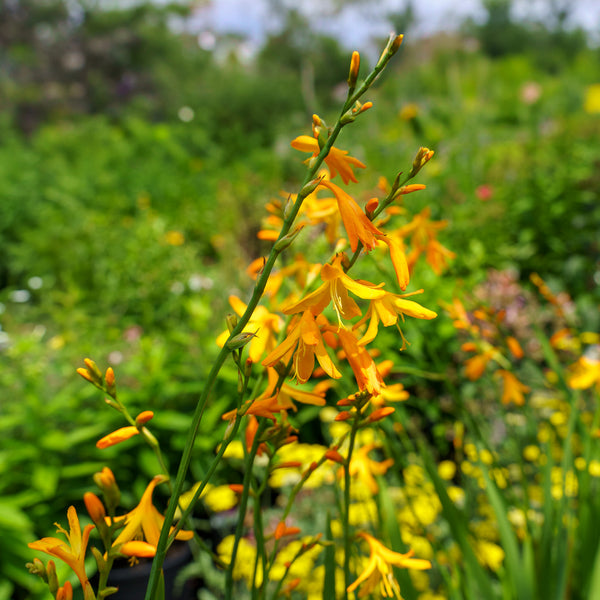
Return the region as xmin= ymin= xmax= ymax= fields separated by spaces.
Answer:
xmin=226 ymin=313 xmax=238 ymax=335
xmin=348 ymin=51 xmax=360 ymax=89
xmin=325 ymin=449 xmax=345 ymax=464
xmin=391 ymin=34 xmax=404 ymax=54
xmin=56 ymin=582 xmax=73 ymax=600
xmin=226 ymin=331 xmax=258 ymax=351
xmin=47 ymin=560 xmax=59 ymax=594
xmin=366 ymin=406 xmax=395 ymax=423
xmin=244 ymin=358 xmax=253 ymax=377
xmin=84 ymin=358 xmax=102 ymax=380
xmin=409 ymin=147 xmax=434 ymax=178
xmin=76 ymin=367 xmax=95 ymax=383
xmin=334 ymin=410 xmax=353 ymax=421
xmin=300 ymin=178 xmax=321 ymax=199
xmin=393 ymin=184 xmax=426 ymax=199
xmin=365 ymin=198 xmax=379 ymax=219
xmin=135 ymin=410 xmax=154 ymax=426
xmin=96 ymin=426 xmax=139 ymax=449
xmin=273 ymin=225 xmax=304 ymax=253
xmin=105 ymin=367 xmax=116 ymax=395
xmin=94 ymin=467 xmax=121 ymax=511
xmin=84 ymin=492 xmax=106 ymax=524
xmin=26 ymin=558 xmax=47 ymax=579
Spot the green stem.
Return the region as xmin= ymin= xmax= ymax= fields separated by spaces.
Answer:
xmin=343 ymin=415 xmax=360 ymax=599
xmin=224 ymin=419 xmax=268 ymax=600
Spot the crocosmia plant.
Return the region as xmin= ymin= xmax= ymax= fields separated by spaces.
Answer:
xmin=27 ymin=33 xmax=447 ymax=600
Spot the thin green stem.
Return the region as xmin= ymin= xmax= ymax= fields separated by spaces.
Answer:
xmin=343 ymin=415 xmax=361 ymax=599
xmin=224 ymin=419 xmax=268 ymax=600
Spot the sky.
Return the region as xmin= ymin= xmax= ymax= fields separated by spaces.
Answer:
xmin=187 ymin=0 xmax=600 ymax=53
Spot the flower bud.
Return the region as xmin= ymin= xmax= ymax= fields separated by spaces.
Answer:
xmin=409 ymin=147 xmax=434 ymax=178
xmin=56 ymin=581 xmax=73 ymax=600
xmin=365 ymin=198 xmax=379 ymax=219
xmin=334 ymin=411 xmax=353 ymax=421
xmin=96 ymin=426 xmax=139 ymax=449
xmin=325 ymin=449 xmax=345 ymax=464
xmin=84 ymin=358 xmax=102 ymax=380
xmin=366 ymin=406 xmax=395 ymax=423
xmin=347 ymin=51 xmax=360 ymax=89
xmin=226 ymin=331 xmax=258 ymax=351
xmin=46 ymin=560 xmax=59 ymax=595
xmin=26 ymin=558 xmax=47 ymax=579
xmin=226 ymin=313 xmax=238 ymax=335
xmin=84 ymin=492 xmax=106 ymax=524
xmin=135 ymin=410 xmax=154 ymax=426
xmin=273 ymin=225 xmax=304 ymax=253
xmin=105 ymin=367 xmax=116 ymax=395
xmin=94 ymin=467 xmax=121 ymax=511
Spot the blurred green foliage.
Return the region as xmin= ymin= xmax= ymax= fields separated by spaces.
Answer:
xmin=2 ymin=1 xmax=600 ymax=598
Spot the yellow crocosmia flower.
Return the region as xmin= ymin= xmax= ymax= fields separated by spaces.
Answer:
xmin=375 ymin=233 xmax=410 ymax=290
xmin=282 ymin=255 xmax=385 ymax=325
xmin=178 ymin=482 xmax=238 ymax=513
xmin=566 ymin=355 xmax=600 ymax=390
xmin=28 ymin=506 xmax=95 ymax=600
xmin=475 ymin=540 xmax=505 ymax=572
xmin=347 ymin=532 xmax=431 ymax=599
xmin=111 ymin=475 xmax=194 ymax=550
xmin=318 ymin=179 xmax=384 ymax=252
xmin=396 ymin=207 xmax=454 ymax=275
xmin=216 ymin=296 xmax=283 ymax=363
xmin=346 ymin=443 xmax=394 ymax=495
xmin=268 ymin=537 xmax=323 ymax=582
xmin=291 ymin=135 xmax=366 ymax=184
xmin=336 ymin=328 xmax=384 ymax=395
xmin=262 ymin=311 xmax=341 ymax=384
xmin=217 ymin=535 xmax=263 ymax=588
xmin=496 ymin=370 xmax=530 ymax=406
xmin=203 ymin=485 xmax=238 ymax=513
xmin=353 ymin=290 xmax=437 ymax=348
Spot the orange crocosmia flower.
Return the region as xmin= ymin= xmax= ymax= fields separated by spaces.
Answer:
xmin=274 ymin=521 xmax=301 ymax=540
xmin=318 ymin=179 xmax=384 ymax=252
xmin=374 ymin=233 xmax=410 ymax=291
xmin=291 ymin=135 xmax=366 ymax=184
xmin=222 ymin=367 xmax=328 ymax=422
xmin=347 ymin=444 xmax=394 ymax=494
xmin=464 ymin=350 xmax=495 ymax=381
xmin=397 ymin=206 xmax=454 ymax=274
xmin=96 ymin=426 xmax=139 ymax=449
xmin=336 ymin=328 xmax=383 ymax=395
xmin=119 ymin=541 xmax=156 ymax=558
xmin=354 ymin=289 xmax=437 ymax=348
xmin=262 ymin=311 xmax=341 ymax=384
xmin=110 ymin=475 xmax=194 ymax=551
xmin=28 ymin=506 xmax=95 ymax=599
xmin=216 ymin=296 xmax=283 ymax=362
xmin=347 ymin=532 xmax=431 ymax=598
xmin=506 ymin=336 xmax=524 ymax=359
xmin=282 ymin=256 xmax=385 ymax=326
xmin=567 ymin=354 xmax=600 ymax=390
xmin=496 ymin=370 xmax=530 ymax=406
